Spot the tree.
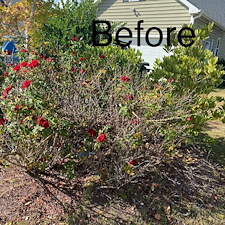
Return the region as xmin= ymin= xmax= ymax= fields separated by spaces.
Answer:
xmin=0 ymin=0 xmax=56 ymax=48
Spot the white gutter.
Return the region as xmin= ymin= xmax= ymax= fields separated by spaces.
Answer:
xmin=190 ymin=11 xmax=202 ymax=24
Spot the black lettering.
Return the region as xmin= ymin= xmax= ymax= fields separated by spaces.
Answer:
xmin=178 ymin=27 xmax=195 ymax=47
xmin=135 ymin=20 xmax=144 ymax=46
xmin=92 ymin=20 xmax=112 ymax=46
xmin=167 ymin=27 xmax=176 ymax=46
xmin=115 ymin=27 xmax=132 ymax=47
xmin=145 ymin=27 xmax=163 ymax=47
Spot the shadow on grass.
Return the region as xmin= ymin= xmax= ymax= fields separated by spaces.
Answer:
xmin=210 ymin=137 xmax=225 ymax=166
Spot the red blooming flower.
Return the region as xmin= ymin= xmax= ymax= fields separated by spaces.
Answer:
xmin=167 ymin=78 xmax=174 ymax=83
xmin=36 ymin=117 xmax=49 ymax=128
xmin=2 ymin=85 xmax=13 ymax=98
xmin=6 ymin=50 xmax=12 ymax=55
xmin=22 ymin=80 xmax=31 ymax=89
xmin=20 ymin=62 xmax=27 ymax=67
xmin=79 ymin=57 xmax=84 ymax=61
xmin=72 ymin=67 xmax=78 ymax=72
xmin=121 ymin=76 xmax=130 ymax=82
xmin=124 ymin=95 xmax=134 ymax=100
xmin=0 ymin=118 xmax=6 ymax=126
xmin=28 ymin=60 xmax=39 ymax=68
xmin=97 ymin=133 xmax=107 ymax=143
xmin=80 ymin=69 xmax=87 ymax=74
xmin=14 ymin=105 xmax=20 ymax=110
xmin=100 ymin=54 xmax=106 ymax=59
xmin=39 ymin=54 xmax=47 ymax=60
xmin=3 ymin=72 xmax=8 ymax=76
xmin=72 ymin=36 xmax=79 ymax=41
xmin=129 ymin=160 xmax=138 ymax=166
xmin=13 ymin=65 xmax=20 ymax=71
xmin=187 ymin=117 xmax=192 ymax=121
xmin=23 ymin=70 xmax=28 ymax=73
xmin=131 ymin=119 xmax=137 ymax=125
xmin=88 ymin=128 xmax=97 ymax=137
xmin=22 ymin=49 xmax=28 ymax=53
xmin=46 ymin=57 xmax=55 ymax=62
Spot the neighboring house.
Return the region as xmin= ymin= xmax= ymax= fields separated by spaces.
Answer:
xmin=97 ymin=0 xmax=225 ymax=66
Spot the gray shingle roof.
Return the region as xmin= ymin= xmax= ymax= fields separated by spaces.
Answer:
xmin=187 ymin=0 xmax=225 ymax=29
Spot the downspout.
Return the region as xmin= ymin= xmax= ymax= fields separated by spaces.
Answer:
xmin=190 ymin=11 xmax=202 ymax=25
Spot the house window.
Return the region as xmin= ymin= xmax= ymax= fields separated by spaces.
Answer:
xmin=214 ymin=38 xmax=220 ymax=56
xmin=123 ymin=0 xmax=146 ymax=2
xmin=204 ymin=41 xmax=211 ymax=50
xmin=204 ymin=39 xmax=214 ymax=51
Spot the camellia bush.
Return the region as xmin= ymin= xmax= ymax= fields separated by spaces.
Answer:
xmin=0 ymin=23 xmax=225 ymax=188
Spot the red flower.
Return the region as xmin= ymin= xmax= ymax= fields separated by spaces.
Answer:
xmin=100 ymin=54 xmax=106 ymax=59
xmin=88 ymin=128 xmax=97 ymax=137
xmin=22 ymin=80 xmax=31 ymax=89
xmin=79 ymin=57 xmax=84 ymax=61
xmin=2 ymin=85 xmax=13 ymax=98
xmin=131 ymin=119 xmax=137 ymax=125
xmin=3 ymin=72 xmax=8 ymax=76
xmin=167 ymin=78 xmax=174 ymax=83
xmin=13 ymin=65 xmax=20 ymax=71
xmin=0 ymin=118 xmax=6 ymax=126
xmin=28 ymin=60 xmax=39 ymax=68
xmin=46 ymin=57 xmax=55 ymax=62
xmin=20 ymin=62 xmax=27 ymax=67
xmin=72 ymin=36 xmax=79 ymax=41
xmin=39 ymin=54 xmax=47 ymax=60
xmin=129 ymin=160 xmax=138 ymax=166
xmin=97 ymin=133 xmax=107 ymax=143
xmin=121 ymin=76 xmax=130 ymax=82
xmin=22 ymin=49 xmax=28 ymax=53
xmin=80 ymin=69 xmax=87 ymax=74
xmin=72 ymin=67 xmax=78 ymax=72
xmin=14 ymin=105 xmax=20 ymax=110
xmin=124 ymin=95 xmax=134 ymax=100
xmin=36 ymin=117 xmax=49 ymax=128
xmin=32 ymin=115 xmax=38 ymax=120
xmin=6 ymin=50 xmax=12 ymax=55
xmin=187 ymin=117 xmax=192 ymax=121
xmin=23 ymin=70 xmax=28 ymax=73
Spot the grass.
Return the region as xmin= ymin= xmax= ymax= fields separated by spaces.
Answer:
xmin=205 ymin=87 xmax=225 ymax=165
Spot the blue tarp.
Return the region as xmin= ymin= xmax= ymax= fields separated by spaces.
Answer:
xmin=2 ymin=41 xmax=17 ymax=53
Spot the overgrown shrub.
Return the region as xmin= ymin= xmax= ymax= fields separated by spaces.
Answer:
xmin=0 ymin=24 xmax=225 ymax=188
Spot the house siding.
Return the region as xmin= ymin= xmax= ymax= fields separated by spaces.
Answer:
xmin=97 ymin=0 xmax=191 ymax=36
xmin=195 ymin=17 xmax=225 ymax=59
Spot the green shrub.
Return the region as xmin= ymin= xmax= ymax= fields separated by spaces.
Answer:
xmin=34 ymin=0 xmax=98 ymax=50
xmin=0 ymin=23 xmax=225 ymax=187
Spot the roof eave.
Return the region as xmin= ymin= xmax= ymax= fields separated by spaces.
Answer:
xmin=200 ymin=13 xmax=225 ymax=31
xmin=178 ymin=0 xmax=201 ymax=14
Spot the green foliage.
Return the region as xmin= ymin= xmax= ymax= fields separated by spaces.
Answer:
xmin=35 ymin=0 xmax=97 ymax=49
xmin=153 ymin=23 xmax=224 ymax=95
xmin=217 ymin=58 xmax=225 ymax=66
xmin=0 ymin=23 xmax=225 ymax=188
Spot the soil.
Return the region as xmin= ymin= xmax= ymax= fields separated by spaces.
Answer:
xmin=0 ymin=165 xmax=84 ymax=224
xmin=0 ymin=153 xmax=225 ymax=225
